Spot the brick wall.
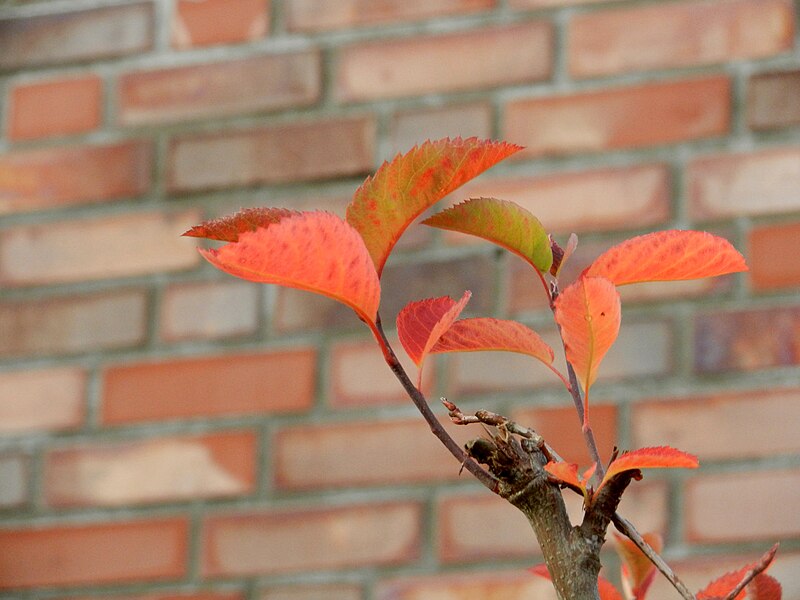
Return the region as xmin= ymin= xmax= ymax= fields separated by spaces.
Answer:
xmin=0 ymin=0 xmax=798 ymax=598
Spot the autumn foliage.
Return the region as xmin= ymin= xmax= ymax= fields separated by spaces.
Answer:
xmin=185 ymin=138 xmax=777 ymax=599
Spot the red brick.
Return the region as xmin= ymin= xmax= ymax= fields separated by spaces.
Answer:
xmin=102 ymin=348 xmax=316 ymax=424
xmin=569 ymin=0 xmax=794 ymax=78
xmin=0 ymin=141 xmax=151 ymax=215
xmin=59 ymin=594 xmax=243 ymax=600
xmin=505 ymin=77 xmax=730 ymax=157
xmin=8 ymin=75 xmax=102 ymax=141
xmin=749 ymin=69 xmax=800 ymax=130
xmin=376 ymin=571 xmax=558 ymax=600
xmin=335 ymin=23 xmax=552 ymax=102
xmin=0 ymin=290 xmax=147 ymax=358
xmin=0 ymin=454 xmax=28 ymax=508
xmin=119 ymin=52 xmax=319 ymax=125
xmin=160 ymin=280 xmax=260 ymax=342
xmin=0 ymin=210 xmax=200 ymax=287
xmin=260 ymin=584 xmax=362 ymax=600
xmin=172 ymin=0 xmax=269 ymax=48
xmin=685 ymin=468 xmax=800 ymax=542
xmin=274 ymin=418 xmax=472 ymax=489
xmin=451 ymin=320 xmax=672 ymax=395
xmin=287 ymin=0 xmax=493 ymax=31
xmin=389 ymin=103 xmax=493 ymax=156
xmin=511 ymin=404 xmax=617 ymax=466
xmin=45 ymin=430 xmax=257 ymax=507
xmin=688 ymin=147 xmax=800 ymax=220
xmin=0 ymin=367 xmax=85 ymax=434
xmin=168 ymin=117 xmax=374 ymax=192
xmin=0 ymin=3 xmax=154 ymax=69
xmin=633 ymin=389 xmax=800 ymax=461
xmin=203 ymin=502 xmax=421 ymax=575
xmin=750 ymin=221 xmax=800 ymax=290
xmin=454 ymin=164 xmax=671 ymax=237
xmin=694 ymin=306 xmax=800 ymax=373
xmin=329 ymin=334 xmax=435 ymax=407
xmin=0 ymin=518 xmax=187 ymax=589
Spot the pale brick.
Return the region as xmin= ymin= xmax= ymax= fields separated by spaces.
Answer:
xmin=511 ymin=0 xmax=604 ymax=6
xmin=203 ymin=503 xmax=421 ymax=575
xmin=260 ymin=584 xmax=362 ymax=600
xmin=172 ymin=0 xmax=269 ymax=48
xmin=685 ymin=468 xmax=800 ymax=542
xmin=689 ymin=147 xmax=800 ymax=219
xmin=389 ymin=103 xmax=493 ymax=156
xmin=376 ymin=571 xmax=558 ymax=600
xmin=504 ymin=77 xmax=730 ymax=157
xmin=0 ymin=210 xmax=200 ymax=286
xmin=168 ymin=117 xmax=374 ymax=192
xmin=569 ymin=0 xmax=794 ymax=78
xmin=0 ymin=368 xmax=85 ymax=433
xmin=336 ymin=23 xmax=552 ymax=101
xmin=749 ymin=69 xmax=800 ymax=130
xmin=119 ymin=52 xmax=319 ymax=125
xmin=633 ymin=389 xmax=800 ymax=460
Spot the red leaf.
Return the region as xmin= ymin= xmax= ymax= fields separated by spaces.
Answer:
xmin=698 ymin=545 xmax=782 ymax=600
xmin=599 ymin=446 xmax=698 ymax=494
xmin=543 ymin=461 xmax=594 ymax=499
xmin=196 ymin=211 xmax=380 ymax=326
xmin=396 ymin=292 xmax=471 ymax=384
xmin=553 ymin=276 xmax=621 ymax=423
xmin=346 ymin=137 xmax=522 ymax=276
xmin=183 ymin=207 xmax=297 ymax=242
xmin=422 ymin=197 xmax=552 ymax=274
xmin=584 ymin=230 xmax=748 ymax=286
xmin=431 ymin=317 xmax=555 ymax=368
xmin=615 ymin=532 xmax=662 ymax=600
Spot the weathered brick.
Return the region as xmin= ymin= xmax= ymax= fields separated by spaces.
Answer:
xmin=102 ymin=348 xmax=316 ymax=424
xmin=376 ymin=571 xmax=558 ymax=600
xmin=0 ymin=454 xmax=28 ymax=508
xmin=0 ymin=141 xmax=151 ymax=215
xmin=749 ymin=69 xmax=800 ymax=130
xmin=504 ymin=77 xmax=730 ymax=157
xmin=451 ymin=320 xmax=672 ymax=395
xmin=0 ymin=290 xmax=147 ymax=358
xmin=168 ymin=117 xmax=374 ymax=192
xmin=389 ymin=103 xmax=493 ymax=156
xmin=688 ymin=147 xmax=800 ymax=219
xmin=569 ymin=0 xmax=794 ymax=78
xmin=203 ymin=503 xmax=421 ymax=576
xmin=685 ymin=468 xmax=800 ymax=542
xmin=274 ymin=419 xmax=469 ymax=489
xmin=172 ymin=0 xmax=269 ymax=48
xmin=160 ymin=280 xmax=260 ymax=342
xmin=454 ymin=164 xmax=671 ymax=237
xmin=0 ymin=210 xmax=200 ymax=286
xmin=0 ymin=3 xmax=154 ymax=70
xmin=8 ymin=74 xmax=102 ymax=141
xmin=694 ymin=306 xmax=800 ymax=373
xmin=511 ymin=404 xmax=617 ymax=466
xmin=336 ymin=23 xmax=552 ymax=102
xmin=286 ymin=0 xmax=493 ymax=31
xmin=329 ymin=334 xmax=434 ymax=407
xmin=0 ymin=518 xmax=187 ymax=589
xmin=0 ymin=367 xmax=85 ymax=434
xmin=634 ymin=388 xmax=800 ymax=461
xmin=45 ymin=430 xmax=257 ymax=507
xmin=260 ymin=583 xmax=362 ymax=600
xmin=119 ymin=52 xmax=319 ymax=125
xmin=749 ymin=221 xmax=800 ymax=290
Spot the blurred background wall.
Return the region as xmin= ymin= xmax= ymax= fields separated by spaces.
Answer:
xmin=0 ymin=0 xmax=799 ymax=598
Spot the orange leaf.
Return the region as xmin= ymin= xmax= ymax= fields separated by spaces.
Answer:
xmin=553 ymin=276 xmax=621 ymax=422
xmin=346 ymin=137 xmax=522 ymax=276
xmin=698 ymin=545 xmax=781 ymax=600
xmin=183 ymin=207 xmax=297 ymax=242
xmin=615 ymin=532 xmax=662 ymax=600
xmin=584 ymin=230 xmax=748 ymax=286
xmin=422 ymin=197 xmax=552 ymax=273
xmin=598 ymin=446 xmax=698 ymax=494
xmin=396 ymin=292 xmax=471 ymax=385
xmin=196 ymin=211 xmax=380 ymax=327
xmin=544 ymin=461 xmax=593 ymax=499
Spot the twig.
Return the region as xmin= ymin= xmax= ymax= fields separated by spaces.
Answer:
xmin=723 ymin=543 xmax=779 ymax=600
xmin=612 ymin=513 xmax=695 ymax=600
xmin=565 ymin=361 xmax=606 ymax=480
xmin=374 ymin=317 xmax=500 ymax=492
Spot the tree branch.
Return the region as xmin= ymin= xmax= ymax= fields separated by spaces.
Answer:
xmin=723 ymin=543 xmax=779 ymax=600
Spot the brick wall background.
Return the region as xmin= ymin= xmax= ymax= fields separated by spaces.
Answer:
xmin=0 ymin=0 xmax=798 ymax=598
